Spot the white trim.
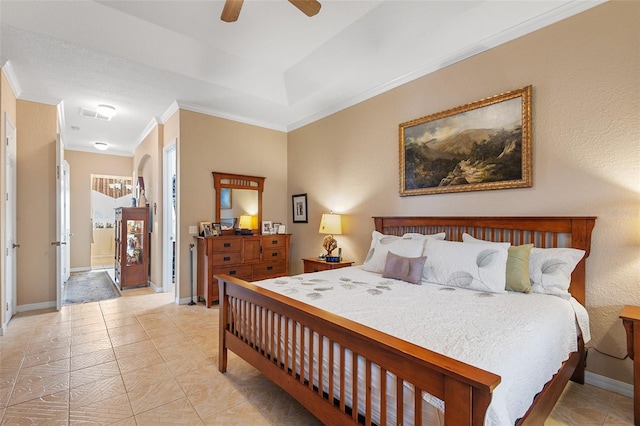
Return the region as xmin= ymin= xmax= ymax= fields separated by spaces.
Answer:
xmin=16 ymin=91 xmax=62 ymax=106
xmin=70 ymin=266 xmax=91 ymax=273
xmin=1 ymin=61 xmax=21 ymax=97
xmin=178 ymin=296 xmax=194 ymax=305
xmin=133 ymin=117 xmax=160 ymax=152
xmin=0 ymin=323 xmax=6 ymax=336
xmin=286 ymin=0 xmax=607 ymax=132
xmin=177 ymin=101 xmax=287 ymax=132
xmin=585 ymin=371 xmax=633 ymax=398
xmin=148 ymin=280 xmax=162 ymax=293
xmin=162 ymin=142 xmax=176 ymax=295
xmin=17 ymin=301 xmax=57 ymax=313
xmin=160 ymin=101 xmax=179 ymax=124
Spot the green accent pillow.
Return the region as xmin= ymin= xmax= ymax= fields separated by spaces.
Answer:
xmin=506 ymin=244 xmax=533 ymax=293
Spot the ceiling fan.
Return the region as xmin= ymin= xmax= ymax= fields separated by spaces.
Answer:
xmin=221 ymin=0 xmax=321 ymax=22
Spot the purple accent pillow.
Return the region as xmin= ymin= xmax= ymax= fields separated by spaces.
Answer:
xmin=382 ymin=252 xmax=427 ymax=284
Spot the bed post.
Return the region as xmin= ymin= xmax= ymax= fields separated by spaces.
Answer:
xmin=218 ymin=278 xmax=228 ymax=373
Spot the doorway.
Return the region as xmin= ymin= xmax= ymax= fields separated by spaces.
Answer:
xmin=162 ymin=142 xmax=177 ymax=293
xmin=90 ymin=175 xmax=133 ymax=271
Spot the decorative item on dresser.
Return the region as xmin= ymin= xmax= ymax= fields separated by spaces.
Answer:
xmin=114 ymin=206 xmax=149 ymax=290
xmin=197 ymin=234 xmax=291 ymax=308
xmin=303 ymin=257 xmax=353 ymax=273
xmin=216 ymin=216 xmax=596 ymax=425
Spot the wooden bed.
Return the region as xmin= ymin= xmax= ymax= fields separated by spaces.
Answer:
xmin=217 ymin=216 xmax=596 ymax=425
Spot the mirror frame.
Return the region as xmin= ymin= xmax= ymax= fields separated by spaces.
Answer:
xmin=212 ymin=172 xmax=265 ymax=234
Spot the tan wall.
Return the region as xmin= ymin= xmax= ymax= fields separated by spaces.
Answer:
xmin=1 ymin=69 xmax=18 ymax=327
xmin=178 ymin=110 xmax=287 ymax=301
xmin=65 ymin=150 xmax=133 ymax=270
xmin=133 ymin=126 xmax=162 ymax=288
xmin=288 ymin=1 xmax=640 ymax=385
xmin=15 ymin=100 xmax=58 ymax=307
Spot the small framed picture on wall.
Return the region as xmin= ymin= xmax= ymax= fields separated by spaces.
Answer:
xmin=292 ymin=193 xmax=308 ymax=223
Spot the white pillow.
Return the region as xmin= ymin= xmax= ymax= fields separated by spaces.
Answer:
xmin=362 ymin=231 xmax=430 ymax=274
xmin=529 ymin=247 xmax=585 ymax=299
xmin=423 ymin=239 xmax=509 ymax=293
xmin=402 ymin=232 xmax=446 ymax=241
xmin=462 ymin=233 xmax=510 ymax=248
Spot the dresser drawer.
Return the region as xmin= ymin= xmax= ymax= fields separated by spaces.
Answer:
xmin=211 ymin=252 xmax=242 ymax=265
xmin=212 ymin=264 xmax=252 ymax=280
xmin=263 ymin=247 xmax=285 ymax=261
xmin=262 ymin=235 xmax=287 ymax=248
xmin=252 ymin=261 xmax=286 ymax=279
xmin=212 ymin=238 xmax=242 ymax=252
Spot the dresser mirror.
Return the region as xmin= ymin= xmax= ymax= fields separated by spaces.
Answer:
xmin=212 ymin=172 xmax=265 ymax=234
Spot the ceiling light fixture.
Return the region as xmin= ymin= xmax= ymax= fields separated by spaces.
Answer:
xmin=96 ymin=104 xmax=116 ymax=118
xmin=94 ymin=142 xmax=108 ymax=151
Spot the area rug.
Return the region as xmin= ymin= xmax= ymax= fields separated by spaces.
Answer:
xmin=63 ymin=270 xmax=121 ymax=305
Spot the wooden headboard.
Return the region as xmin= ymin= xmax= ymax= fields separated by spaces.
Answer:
xmin=373 ymin=216 xmax=596 ymax=305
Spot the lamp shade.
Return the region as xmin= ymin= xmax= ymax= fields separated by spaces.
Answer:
xmin=238 ymin=214 xmax=253 ymax=229
xmin=319 ymin=213 xmax=342 ymax=235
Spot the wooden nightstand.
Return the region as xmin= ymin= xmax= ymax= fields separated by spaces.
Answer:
xmin=303 ymin=257 xmax=354 ymax=273
xmin=620 ymin=305 xmax=640 ymax=424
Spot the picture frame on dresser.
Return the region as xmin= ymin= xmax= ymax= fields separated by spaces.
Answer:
xmin=292 ymin=193 xmax=308 ymax=223
xmin=212 ymin=222 xmax=222 ymax=236
xmin=262 ymin=221 xmax=273 ymax=234
xmin=199 ymin=221 xmax=212 ymax=236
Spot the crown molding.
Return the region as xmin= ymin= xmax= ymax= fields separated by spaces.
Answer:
xmin=133 ymin=116 xmax=161 ymax=152
xmin=1 ymin=61 xmax=22 ymax=98
xmin=176 ymin=101 xmax=287 ymax=133
xmin=159 ymin=101 xmax=179 ymax=124
xmin=287 ymin=0 xmax=607 ymax=132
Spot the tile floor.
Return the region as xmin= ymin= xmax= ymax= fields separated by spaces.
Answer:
xmin=0 ymin=288 xmax=633 ymax=425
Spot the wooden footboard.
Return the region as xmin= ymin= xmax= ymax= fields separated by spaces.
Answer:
xmin=218 ymin=275 xmax=501 ymax=425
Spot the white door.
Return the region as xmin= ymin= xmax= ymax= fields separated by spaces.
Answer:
xmin=54 ymin=133 xmax=67 ymax=310
xmin=63 ymin=160 xmax=70 ymax=282
xmin=4 ymin=113 xmax=17 ymax=324
xmin=162 ymin=142 xmax=176 ymax=293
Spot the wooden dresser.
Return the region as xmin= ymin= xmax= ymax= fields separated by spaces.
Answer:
xmin=196 ymin=234 xmax=291 ymax=307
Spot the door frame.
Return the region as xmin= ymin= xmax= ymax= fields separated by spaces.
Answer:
xmin=3 ymin=112 xmax=17 ymax=332
xmin=162 ymin=141 xmax=177 ymax=295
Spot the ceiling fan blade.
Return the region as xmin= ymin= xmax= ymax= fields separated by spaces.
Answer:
xmin=288 ymin=0 xmax=321 ymax=17
xmin=221 ymin=0 xmax=244 ymax=22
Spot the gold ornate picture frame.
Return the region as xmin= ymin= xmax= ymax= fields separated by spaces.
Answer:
xmin=399 ymin=85 xmax=532 ymax=196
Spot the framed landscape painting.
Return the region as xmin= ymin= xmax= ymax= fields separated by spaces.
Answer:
xmin=399 ymin=86 xmax=532 ymax=196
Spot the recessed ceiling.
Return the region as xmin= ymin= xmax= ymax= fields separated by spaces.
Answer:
xmin=0 ymin=0 xmax=605 ymax=156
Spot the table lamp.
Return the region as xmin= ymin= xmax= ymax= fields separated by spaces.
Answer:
xmin=238 ymin=214 xmax=254 ymax=235
xmin=319 ymin=213 xmax=342 ymax=262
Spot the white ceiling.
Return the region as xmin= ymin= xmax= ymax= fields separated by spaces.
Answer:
xmin=0 ymin=0 xmax=604 ymax=156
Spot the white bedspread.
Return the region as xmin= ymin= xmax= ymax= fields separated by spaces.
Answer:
xmin=253 ymin=266 xmax=590 ymax=426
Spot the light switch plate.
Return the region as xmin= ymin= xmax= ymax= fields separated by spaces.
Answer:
xmin=188 ymin=226 xmax=198 ymax=235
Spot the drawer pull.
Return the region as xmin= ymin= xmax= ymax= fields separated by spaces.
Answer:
xmin=224 ymin=243 xmax=231 ymax=248
xmin=271 ymin=252 xmax=278 ymax=257
xmin=271 ymin=240 xmax=278 ymax=245
xmin=229 ymin=270 xmax=237 ymax=275
xmin=267 ymin=266 xmax=273 ymax=271
xmin=223 ymin=256 xmax=231 ymax=261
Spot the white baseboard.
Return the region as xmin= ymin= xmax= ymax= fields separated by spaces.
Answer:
xmin=148 ymin=280 xmax=162 ymax=293
xmin=17 ymin=301 xmax=57 ymax=313
xmin=585 ymin=371 xmax=633 ymax=398
xmin=70 ymin=266 xmax=91 ymax=273
xmin=0 ymin=322 xmax=6 ymax=336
